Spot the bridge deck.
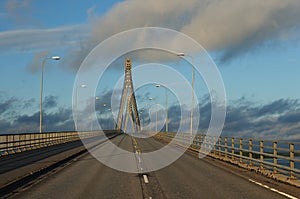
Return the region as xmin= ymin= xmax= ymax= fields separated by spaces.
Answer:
xmin=2 ymin=134 xmax=298 ymax=199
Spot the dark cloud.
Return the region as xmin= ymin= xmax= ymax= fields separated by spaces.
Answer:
xmin=16 ymin=111 xmax=39 ymax=124
xmin=278 ymin=110 xmax=300 ymax=124
xmin=44 ymin=95 xmax=58 ymax=109
xmin=0 ymin=97 xmax=17 ymax=115
xmin=0 ymin=119 xmax=12 ymax=132
xmin=256 ymin=99 xmax=299 ymax=115
xmin=1 ymin=90 xmax=300 ymax=140
xmin=219 ymin=98 xmax=300 ymax=139
xmin=22 ymin=98 xmax=35 ymax=109
xmin=0 ymin=95 xmax=75 ymax=133
xmin=10 ymin=107 xmax=74 ymax=133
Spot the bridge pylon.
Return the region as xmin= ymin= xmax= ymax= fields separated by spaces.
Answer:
xmin=115 ymin=58 xmax=141 ymax=133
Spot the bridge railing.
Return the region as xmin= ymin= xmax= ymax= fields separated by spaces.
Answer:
xmin=154 ymin=132 xmax=300 ymax=180
xmin=0 ymin=131 xmax=105 ymax=156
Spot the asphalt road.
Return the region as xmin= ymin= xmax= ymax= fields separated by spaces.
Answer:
xmin=11 ymin=134 xmax=299 ymax=199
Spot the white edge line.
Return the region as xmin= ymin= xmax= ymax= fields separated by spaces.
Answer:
xmin=248 ymin=179 xmax=298 ymax=199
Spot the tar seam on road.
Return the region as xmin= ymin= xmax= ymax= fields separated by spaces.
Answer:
xmin=248 ymin=179 xmax=298 ymax=199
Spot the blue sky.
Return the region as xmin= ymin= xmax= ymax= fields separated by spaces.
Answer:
xmin=0 ymin=0 xmax=300 ymax=140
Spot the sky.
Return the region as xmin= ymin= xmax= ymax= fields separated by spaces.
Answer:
xmin=0 ymin=0 xmax=300 ymax=140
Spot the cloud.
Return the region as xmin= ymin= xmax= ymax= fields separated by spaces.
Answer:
xmin=22 ymin=98 xmax=35 ymax=109
xmin=0 ymin=94 xmax=74 ymax=133
xmin=220 ymin=97 xmax=300 ymax=140
xmin=278 ymin=110 xmax=300 ymax=124
xmin=5 ymin=0 xmax=34 ymax=26
xmin=145 ymin=96 xmax=300 ymax=140
xmin=54 ymin=0 xmax=300 ymax=71
xmin=256 ymin=99 xmax=299 ymax=115
xmin=26 ymin=50 xmax=50 ymax=73
xmin=0 ymin=24 xmax=89 ymax=53
xmin=2 ymin=1 xmax=300 ymax=73
xmin=91 ymin=89 xmax=300 ymax=140
xmin=0 ymin=96 xmax=17 ymax=115
xmin=87 ymin=5 xmax=97 ymax=19
xmin=1 ymin=90 xmax=300 ymax=140
xmin=88 ymin=0 xmax=300 ymax=63
xmin=0 ymin=24 xmax=90 ymax=72
xmin=44 ymin=95 xmax=58 ymax=109
xmin=10 ymin=107 xmax=74 ymax=133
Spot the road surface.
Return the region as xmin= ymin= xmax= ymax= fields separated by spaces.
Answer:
xmin=11 ymin=134 xmax=299 ymax=199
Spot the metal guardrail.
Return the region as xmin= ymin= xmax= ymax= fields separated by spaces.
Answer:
xmin=0 ymin=131 xmax=109 ymax=156
xmin=154 ymin=132 xmax=300 ymax=180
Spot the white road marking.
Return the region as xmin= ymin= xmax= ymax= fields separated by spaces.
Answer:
xmin=143 ymin=174 xmax=149 ymax=184
xmin=248 ymin=179 xmax=297 ymax=199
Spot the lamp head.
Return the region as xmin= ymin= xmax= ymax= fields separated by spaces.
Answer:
xmin=176 ymin=53 xmax=185 ymax=56
xmin=51 ymin=56 xmax=60 ymax=60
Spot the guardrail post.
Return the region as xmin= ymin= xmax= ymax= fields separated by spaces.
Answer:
xmin=231 ymin=137 xmax=235 ymax=160
xmin=29 ymin=134 xmax=32 ymax=149
xmin=4 ymin=135 xmax=8 ymax=155
xmin=249 ymin=139 xmax=253 ymax=166
xmin=273 ymin=142 xmax=277 ymax=174
xmin=224 ymin=137 xmax=228 ymax=158
xmin=196 ymin=135 xmax=199 ymax=149
xmin=260 ymin=140 xmax=264 ymax=169
xmin=10 ymin=135 xmax=15 ymax=154
xmin=200 ymin=134 xmax=204 ymax=147
xmin=239 ymin=138 xmax=243 ymax=163
xmin=218 ymin=137 xmax=221 ymax=156
xmin=213 ymin=136 xmax=217 ymax=155
xmin=289 ymin=143 xmax=295 ymax=179
xmin=205 ymin=136 xmax=209 ymax=153
xmin=16 ymin=134 xmax=21 ymax=152
xmin=38 ymin=133 xmax=41 ymax=148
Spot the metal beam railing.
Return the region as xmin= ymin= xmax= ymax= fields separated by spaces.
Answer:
xmin=153 ymin=132 xmax=300 ymax=180
xmin=0 ymin=131 xmax=113 ymax=156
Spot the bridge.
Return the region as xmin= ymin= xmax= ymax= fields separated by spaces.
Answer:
xmin=0 ymin=59 xmax=299 ymax=199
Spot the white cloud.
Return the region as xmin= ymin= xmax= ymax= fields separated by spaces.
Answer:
xmin=90 ymin=0 xmax=300 ymax=62
xmin=1 ymin=0 xmax=300 ymax=72
xmin=5 ymin=0 xmax=33 ymax=26
xmin=0 ymin=24 xmax=89 ymax=53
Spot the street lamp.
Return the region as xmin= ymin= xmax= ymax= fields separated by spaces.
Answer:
xmin=40 ymin=56 xmax=60 ymax=133
xmin=155 ymin=84 xmax=169 ymax=132
xmin=177 ymin=53 xmax=194 ymax=137
xmin=74 ymin=84 xmax=87 ymax=131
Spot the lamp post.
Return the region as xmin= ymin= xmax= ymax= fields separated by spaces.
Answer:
xmin=177 ymin=53 xmax=194 ymax=137
xmin=74 ymin=84 xmax=87 ymax=131
xmin=155 ymin=84 xmax=169 ymax=132
xmin=40 ymin=56 xmax=60 ymax=133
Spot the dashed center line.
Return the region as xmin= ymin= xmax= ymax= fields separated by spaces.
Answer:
xmin=143 ymin=174 xmax=149 ymax=184
xmin=248 ymin=179 xmax=298 ymax=199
